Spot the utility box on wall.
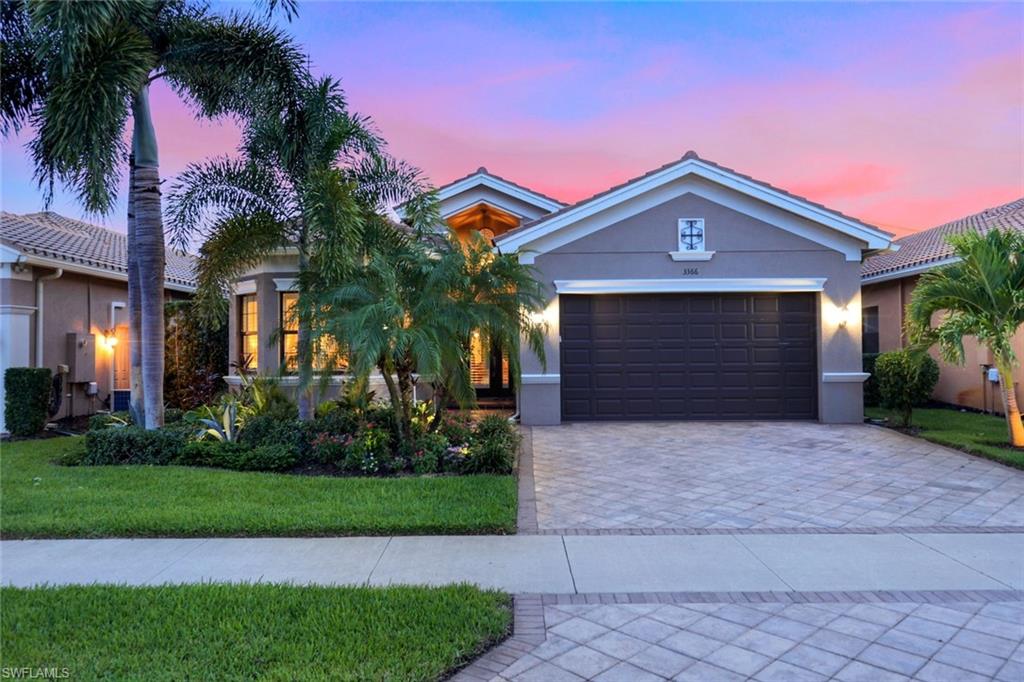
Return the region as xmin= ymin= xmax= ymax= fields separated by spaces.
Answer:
xmin=65 ymin=332 xmax=96 ymax=383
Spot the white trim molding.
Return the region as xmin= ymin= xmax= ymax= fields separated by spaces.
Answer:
xmin=495 ymin=157 xmax=893 ymax=260
xmin=273 ymin=277 xmax=298 ymax=292
xmin=669 ymin=251 xmax=715 ymax=262
xmin=521 ymin=373 xmax=560 ymax=384
xmin=822 ymin=372 xmax=871 ymax=383
xmin=554 ymin=277 xmax=827 ymax=295
xmin=224 ymin=373 xmax=388 ymax=387
xmin=233 ymin=279 xmax=257 ymax=295
xmin=0 ymin=304 xmax=38 ymax=315
xmin=435 ymin=172 xmax=564 ymax=214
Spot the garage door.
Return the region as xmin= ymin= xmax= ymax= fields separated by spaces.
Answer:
xmin=560 ymin=293 xmax=818 ymax=421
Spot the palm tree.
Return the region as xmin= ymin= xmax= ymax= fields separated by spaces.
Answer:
xmin=166 ymin=77 xmax=429 ymax=421
xmin=906 ymin=228 xmax=1024 ymax=447
xmin=1 ymin=0 xmax=304 ymax=428
xmin=316 ymin=224 xmax=547 ymax=440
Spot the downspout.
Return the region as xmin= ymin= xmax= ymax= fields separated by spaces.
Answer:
xmin=35 ymin=268 xmax=63 ymax=367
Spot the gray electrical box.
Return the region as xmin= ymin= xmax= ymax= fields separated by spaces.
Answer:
xmin=66 ymin=332 xmax=96 ymax=383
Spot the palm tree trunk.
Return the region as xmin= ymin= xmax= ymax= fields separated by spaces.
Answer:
xmin=132 ymin=85 xmax=165 ymax=429
xmin=126 ymin=159 xmax=145 ymax=425
xmin=995 ymin=359 xmax=1024 ymax=447
xmin=380 ymin=358 xmax=405 ymax=441
xmin=296 ymin=251 xmax=314 ymax=421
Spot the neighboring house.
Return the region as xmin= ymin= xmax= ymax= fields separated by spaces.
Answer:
xmin=231 ymin=152 xmax=895 ymax=425
xmin=861 ymin=199 xmax=1024 ymax=414
xmin=0 ymin=212 xmax=195 ymax=432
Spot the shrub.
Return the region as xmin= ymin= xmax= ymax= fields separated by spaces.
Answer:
xmin=862 ymin=353 xmax=881 ymax=407
xmin=164 ymin=408 xmax=185 ymax=424
xmin=408 ymin=431 xmax=449 ymax=475
xmin=164 ymin=299 xmax=228 ymax=411
xmin=345 ymin=424 xmax=395 ymax=475
xmin=875 ymin=350 xmax=940 ymax=427
xmin=438 ymin=414 xmax=473 ymax=447
xmin=462 ymin=416 xmax=519 ymax=475
xmin=175 ymin=441 xmax=296 ymax=472
xmin=84 ymin=427 xmax=186 ymax=465
xmin=231 ymin=444 xmax=297 ymax=472
xmin=88 ymin=411 xmax=132 ymax=431
xmin=312 ymin=405 xmax=361 ymax=438
xmin=310 ymin=432 xmax=351 ymax=465
xmin=176 ymin=440 xmax=249 ymax=468
xmin=4 ymin=367 xmax=52 ymax=437
xmin=240 ymin=415 xmax=303 ymax=449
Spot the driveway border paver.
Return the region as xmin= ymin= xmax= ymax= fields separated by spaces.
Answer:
xmin=454 ymin=591 xmax=1024 ymax=681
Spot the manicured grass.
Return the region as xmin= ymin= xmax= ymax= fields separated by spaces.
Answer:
xmin=0 ymin=583 xmax=511 ymax=681
xmin=867 ymin=406 xmax=1024 ymax=469
xmin=0 ymin=437 xmax=517 ymax=538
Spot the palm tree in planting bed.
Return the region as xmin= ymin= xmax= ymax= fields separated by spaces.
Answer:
xmin=906 ymin=227 xmax=1024 ymax=447
xmin=0 ymin=0 xmax=304 ymax=428
xmin=314 ymin=225 xmax=547 ymax=440
xmin=166 ymin=77 xmax=431 ymax=421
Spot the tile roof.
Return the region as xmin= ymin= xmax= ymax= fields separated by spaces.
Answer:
xmin=496 ymin=151 xmax=887 ymax=244
xmin=861 ymin=197 xmax=1024 ymax=280
xmin=1 ymin=211 xmax=196 ymax=289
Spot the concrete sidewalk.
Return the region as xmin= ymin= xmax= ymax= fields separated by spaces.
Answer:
xmin=2 ymin=532 xmax=1022 ymax=594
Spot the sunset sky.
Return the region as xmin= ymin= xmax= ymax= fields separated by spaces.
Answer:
xmin=2 ymin=1 xmax=1022 ymax=238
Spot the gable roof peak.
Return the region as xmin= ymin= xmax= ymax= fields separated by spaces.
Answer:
xmin=682 ymin=150 xmax=700 ymax=161
xmin=476 ymin=166 xmax=488 ymax=174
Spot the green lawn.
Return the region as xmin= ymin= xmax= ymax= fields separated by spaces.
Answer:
xmin=867 ymin=406 xmax=1024 ymax=469
xmin=0 ymin=583 xmax=511 ymax=681
xmin=0 ymin=437 xmax=517 ymax=538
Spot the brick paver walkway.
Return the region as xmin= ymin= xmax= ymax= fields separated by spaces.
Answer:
xmin=532 ymin=422 xmax=1024 ymax=531
xmin=462 ymin=595 xmax=1024 ymax=682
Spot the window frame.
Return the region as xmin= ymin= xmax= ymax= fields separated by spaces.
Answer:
xmin=238 ymin=293 xmax=258 ymax=371
xmin=279 ymin=291 xmax=346 ymax=374
xmin=862 ymin=305 xmax=880 ymax=354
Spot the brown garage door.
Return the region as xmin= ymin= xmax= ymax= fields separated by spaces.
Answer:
xmin=560 ymin=293 xmax=818 ymax=421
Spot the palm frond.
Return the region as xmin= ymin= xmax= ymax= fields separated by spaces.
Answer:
xmin=161 ymin=9 xmax=307 ymax=120
xmin=166 ymin=155 xmax=296 ymax=250
xmin=29 ymin=18 xmax=155 ymax=212
xmin=1 ymin=0 xmax=48 ymax=135
xmin=191 ymin=212 xmax=288 ymax=323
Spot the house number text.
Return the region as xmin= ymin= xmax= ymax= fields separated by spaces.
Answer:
xmin=680 ymin=267 xmax=699 ymax=276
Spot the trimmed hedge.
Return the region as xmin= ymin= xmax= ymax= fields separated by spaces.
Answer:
xmin=177 ymin=441 xmax=297 ymax=472
xmin=875 ymin=350 xmax=940 ymax=426
xmin=83 ymin=428 xmax=186 ymax=465
xmin=4 ymin=368 xmax=52 ymax=437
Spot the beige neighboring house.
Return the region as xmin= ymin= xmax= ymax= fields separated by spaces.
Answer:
xmin=861 ymin=198 xmax=1024 ymax=414
xmin=231 ymin=152 xmax=896 ymax=425
xmin=0 ymin=211 xmax=195 ymax=433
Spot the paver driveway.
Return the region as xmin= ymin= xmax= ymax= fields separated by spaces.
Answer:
xmin=531 ymin=422 xmax=1024 ymax=531
xmin=474 ymin=598 xmax=1024 ymax=682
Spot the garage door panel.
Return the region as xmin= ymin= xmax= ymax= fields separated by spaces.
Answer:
xmin=561 ymin=293 xmax=818 ymax=421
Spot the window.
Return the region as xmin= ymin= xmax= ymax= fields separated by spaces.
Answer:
xmin=280 ymin=292 xmax=345 ymax=372
xmin=677 ymin=218 xmax=705 ymax=252
xmin=239 ymin=294 xmax=258 ymax=370
xmin=862 ymin=306 xmax=880 ymax=354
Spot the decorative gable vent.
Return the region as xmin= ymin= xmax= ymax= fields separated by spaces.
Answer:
xmin=670 ymin=218 xmax=714 ymax=262
xmin=678 ymin=218 xmax=705 ymax=252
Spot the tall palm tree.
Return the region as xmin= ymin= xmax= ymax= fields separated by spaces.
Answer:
xmin=317 ymin=224 xmax=547 ymax=440
xmin=166 ymin=77 xmax=429 ymax=420
xmin=906 ymin=228 xmax=1024 ymax=447
xmin=1 ymin=0 xmax=304 ymax=428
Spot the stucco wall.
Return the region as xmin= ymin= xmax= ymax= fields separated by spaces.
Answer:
xmin=1 ymin=266 xmax=188 ymax=426
xmin=863 ymin=277 xmax=1024 ymax=413
xmin=518 ymin=192 xmax=868 ymax=425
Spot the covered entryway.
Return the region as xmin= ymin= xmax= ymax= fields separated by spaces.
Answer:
xmin=560 ymin=292 xmax=817 ymax=421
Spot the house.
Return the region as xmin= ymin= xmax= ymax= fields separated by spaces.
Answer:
xmin=230 ymin=152 xmax=895 ymax=425
xmin=861 ymin=199 xmax=1024 ymax=414
xmin=0 ymin=212 xmax=195 ymax=432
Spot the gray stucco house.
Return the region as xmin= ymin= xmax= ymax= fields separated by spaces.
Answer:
xmin=229 ymin=152 xmax=895 ymax=426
